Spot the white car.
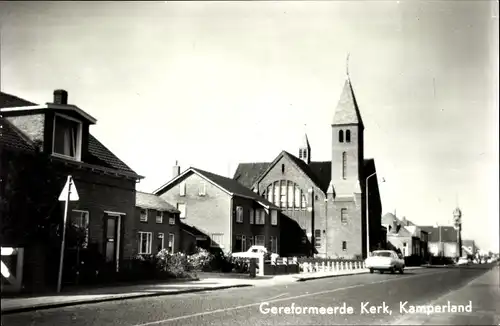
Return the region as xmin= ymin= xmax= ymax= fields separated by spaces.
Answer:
xmin=231 ymin=245 xmax=279 ymax=260
xmin=365 ymin=250 xmax=405 ymax=274
xmin=457 ymin=257 xmax=471 ymax=265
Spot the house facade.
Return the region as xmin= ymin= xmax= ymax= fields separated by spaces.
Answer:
xmin=1 ymin=90 xmax=142 ymax=291
xmin=135 ymin=192 xmax=181 ymax=255
xmin=382 ymin=213 xmax=429 ymax=262
xmin=233 ymin=77 xmax=383 ymax=259
xmin=153 ymin=166 xmax=281 ymax=255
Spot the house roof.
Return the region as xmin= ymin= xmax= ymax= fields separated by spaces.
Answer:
xmin=420 ymin=226 xmax=458 ymax=243
xmin=333 ymin=78 xmax=364 ymax=127
xmin=0 ymin=91 xmax=141 ymax=179
xmin=234 ymin=154 xmax=376 ymax=195
xmin=180 ymin=222 xmax=209 ymax=239
xmin=0 ymin=117 xmax=38 ymax=152
xmin=136 ymin=191 xmax=179 ymax=213
xmin=154 ymin=167 xmax=280 ymax=210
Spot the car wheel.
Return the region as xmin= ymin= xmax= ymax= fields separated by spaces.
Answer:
xmin=369 ymin=268 xmax=374 ymax=274
xmin=399 ymin=268 xmax=404 ymax=274
xmin=390 ymin=267 xmax=395 ymax=274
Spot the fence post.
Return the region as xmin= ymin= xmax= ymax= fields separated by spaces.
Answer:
xmin=315 ymin=262 xmax=319 ymax=272
xmin=258 ymin=253 xmax=264 ymax=276
xmin=321 ymin=261 xmax=325 ymax=272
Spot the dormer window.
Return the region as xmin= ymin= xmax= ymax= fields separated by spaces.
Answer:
xmin=52 ymin=113 xmax=82 ymax=161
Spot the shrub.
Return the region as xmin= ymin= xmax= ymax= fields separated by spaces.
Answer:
xmin=187 ymin=247 xmax=214 ymax=272
xmin=156 ymin=250 xmax=194 ymax=278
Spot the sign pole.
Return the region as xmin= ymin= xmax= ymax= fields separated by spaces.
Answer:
xmin=57 ymin=177 xmax=72 ymax=293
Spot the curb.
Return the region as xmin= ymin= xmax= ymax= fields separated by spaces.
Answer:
xmin=294 ymin=266 xmax=424 ymax=282
xmin=1 ymin=284 xmax=253 ymax=315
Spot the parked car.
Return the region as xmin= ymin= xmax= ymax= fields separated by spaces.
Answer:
xmin=231 ymin=245 xmax=279 ymax=260
xmin=365 ymin=250 xmax=405 ymax=274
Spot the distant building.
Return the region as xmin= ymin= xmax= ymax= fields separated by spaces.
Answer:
xmin=461 ymin=239 xmax=478 ymax=257
xmin=233 ymin=77 xmax=383 ymax=259
xmin=382 ymin=213 xmax=429 ymax=262
xmin=420 ymin=226 xmax=459 ymax=258
xmin=135 ymin=192 xmax=181 ymax=255
xmin=153 ymin=165 xmax=281 ymax=255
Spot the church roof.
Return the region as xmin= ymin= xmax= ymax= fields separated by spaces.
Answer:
xmin=333 ymin=79 xmax=364 ymax=127
xmin=233 ymin=155 xmax=376 ymax=195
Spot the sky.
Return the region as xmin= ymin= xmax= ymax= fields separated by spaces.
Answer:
xmin=1 ymin=1 xmax=498 ymax=252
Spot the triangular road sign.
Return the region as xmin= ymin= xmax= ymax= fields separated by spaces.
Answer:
xmin=58 ymin=175 xmax=79 ymax=201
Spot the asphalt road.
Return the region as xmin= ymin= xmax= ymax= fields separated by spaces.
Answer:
xmin=2 ymin=265 xmax=496 ymax=326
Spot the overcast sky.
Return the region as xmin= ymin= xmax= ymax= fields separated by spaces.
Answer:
xmin=1 ymin=1 xmax=498 ymax=252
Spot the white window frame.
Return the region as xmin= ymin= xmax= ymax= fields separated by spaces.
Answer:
xmin=177 ymin=203 xmax=186 ymax=218
xmin=140 ymin=209 xmax=148 ymax=222
xmin=168 ymin=233 xmax=175 ymax=254
xmin=235 ymin=234 xmax=247 ymax=252
xmin=294 ymin=186 xmax=301 ymax=210
xmin=199 ymin=182 xmax=206 ymax=196
xmin=71 ymin=210 xmax=90 ymax=249
xmin=52 ymin=113 xmax=83 ymax=161
xmin=169 ymin=216 xmax=176 ymax=225
xmin=158 ymin=232 xmax=165 ymax=251
xmin=138 ymin=231 xmax=153 ymax=254
xmin=236 ymin=206 xmax=244 ymax=223
xmin=255 ymin=235 xmax=265 ymax=246
xmin=156 ymin=211 xmax=163 ymax=224
xmin=180 ymin=181 xmax=186 ymax=196
xmin=271 ymin=210 xmax=278 ymax=226
xmin=211 ymin=233 xmax=224 ymax=248
xmin=255 ymin=209 xmax=265 ymax=225
xmin=249 ymin=208 xmax=254 ymax=225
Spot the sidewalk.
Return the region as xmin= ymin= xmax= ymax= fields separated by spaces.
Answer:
xmin=392 ymin=266 xmax=500 ymax=325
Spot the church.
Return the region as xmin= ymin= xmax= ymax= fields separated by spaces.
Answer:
xmin=233 ymin=76 xmax=384 ymax=259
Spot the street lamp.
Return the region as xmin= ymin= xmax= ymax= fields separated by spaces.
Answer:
xmin=365 ymin=172 xmax=382 ymax=258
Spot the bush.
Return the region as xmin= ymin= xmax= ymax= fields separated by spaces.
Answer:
xmin=156 ymin=250 xmax=194 ymax=278
xmin=187 ymin=247 xmax=214 ymax=272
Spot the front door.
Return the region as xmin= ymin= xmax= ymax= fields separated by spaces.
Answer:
xmin=104 ymin=214 xmax=120 ymax=271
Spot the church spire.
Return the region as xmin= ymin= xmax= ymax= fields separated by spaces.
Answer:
xmin=299 ymin=124 xmax=311 ymax=164
xmin=333 ymin=54 xmax=364 ymax=128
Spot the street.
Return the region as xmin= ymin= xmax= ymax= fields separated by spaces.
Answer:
xmin=2 ymin=265 xmax=498 ymax=326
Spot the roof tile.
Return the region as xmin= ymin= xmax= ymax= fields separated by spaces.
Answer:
xmin=136 ymin=191 xmax=179 ymax=213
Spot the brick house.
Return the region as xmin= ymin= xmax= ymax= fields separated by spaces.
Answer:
xmin=233 ymin=77 xmax=383 ymax=259
xmin=0 ymin=90 xmax=142 ymax=291
xmin=153 ymin=165 xmax=281 ymax=255
xmin=135 ymin=191 xmax=181 ymax=255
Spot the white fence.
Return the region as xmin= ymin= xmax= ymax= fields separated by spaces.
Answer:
xmin=298 ymin=260 xmax=366 ymax=273
xmin=1 ymin=247 xmax=25 ymax=292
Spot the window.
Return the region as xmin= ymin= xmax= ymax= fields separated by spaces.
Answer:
xmin=211 ymin=233 xmax=224 ymax=248
xmin=255 ymin=235 xmax=265 ymax=246
xmin=199 ymin=182 xmax=206 ymax=196
xmin=346 ymin=130 xmax=351 ymax=143
xmin=273 ymin=182 xmax=280 ymax=206
xmin=342 ymin=241 xmax=347 ymax=251
xmin=266 ymin=185 xmax=273 ymax=202
xmin=315 ymin=229 xmax=322 ymax=248
xmin=52 ymin=114 xmax=82 ymax=160
xmin=158 ymin=233 xmax=165 ymax=251
xmin=177 ymin=203 xmax=186 ymax=218
xmin=299 ymin=149 xmax=303 ymax=158
xmin=156 ymin=211 xmax=163 ymax=224
xmin=281 ymin=164 xmax=285 ymax=174
xmin=236 ymin=206 xmax=243 ymax=223
xmin=179 ymin=181 xmax=186 ymax=196
xmin=138 ymin=232 xmax=153 ymax=254
xmin=168 ymin=233 xmax=175 ymax=254
xmin=271 ymin=210 xmax=278 ymax=226
xmin=280 ymin=181 xmax=286 ymax=208
xmin=338 ymin=130 xmax=344 ymax=143
xmin=342 ymin=152 xmax=347 ymax=179
xmin=294 ymin=185 xmax=301 ymax=209
xmin=270 ymin=236 xmax=278 ymax=253
xmin=255 ymin=209 xmax=265 ymax=225
xmin=140 ymin=209 xmax=148 ymax=222
xmin=235 ymin=235 xmax=247 ymax=252
xmin=301 ymin=191 xmax=307 ymax=209
xmin=287 ymin=181 xmax=294 ymax=208
xmin=71 ymin=210 xmax=89 ymax=249
xmin=341 ymin=208 xmax=348 ymax=224
xmin=249 ymin=208 xmax=254 ymax=224
xmin=169 ymin=216 xmax=176 ymax=225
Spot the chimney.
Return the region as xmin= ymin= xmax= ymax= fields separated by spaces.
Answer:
xmin=172 ymin=161 xmax=180 ymax=179
xmin=53 ymin=89 xmax=68 ymax=105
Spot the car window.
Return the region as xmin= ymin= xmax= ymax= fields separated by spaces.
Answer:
xmin=373 ymin=252 xmax=392 ymax=257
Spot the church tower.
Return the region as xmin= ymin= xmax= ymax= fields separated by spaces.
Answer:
xmin=299 ymin=132 xmax=311 ymax=164
xmin=331 ymin=77 xmax=364 ymax=196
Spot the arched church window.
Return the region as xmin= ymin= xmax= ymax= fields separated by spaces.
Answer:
xmin=346 ymin=130 xmax=351 ymax=143
xmin=294 ymin=185 xmax=301 ymax=209
xmin=266 ymin=185 xmax=273 ymax=202
xmin=338 ymin=130 xmax=344 ymax=143
xmin=287 ymin=181 xmax=294 ymax=208
xmin=342 ymin=151 xmax=347 ymax=179
xmin=273 ymin=181 xmax=280 ymax=206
